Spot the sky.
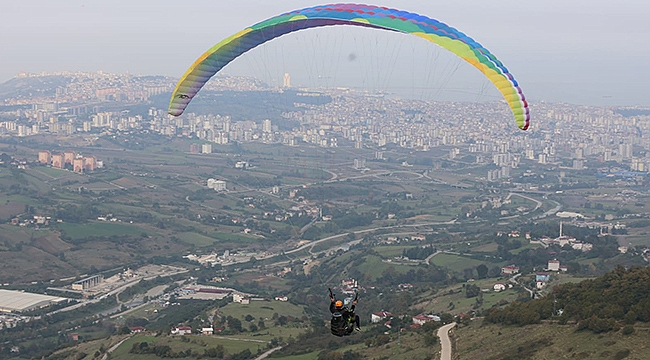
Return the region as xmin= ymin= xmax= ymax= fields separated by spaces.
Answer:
xmin=2 ymin=0 xmax=649 ymax=106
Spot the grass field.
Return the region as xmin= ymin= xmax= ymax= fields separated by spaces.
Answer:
xmin=470 ymin=242 xmax=499 ymax=253
xmin=56 ymin=221 xmax=146 ymax=239
xmin=372 ymin=245 xmax=414 ymax=258
xmin=273 ymin=352 xmax=319 ymax=360
xmin=218 ymin=300 xmax=306 ymax=321
xmin=31 ymin=166 xmax=72 ymax=177
xmin=429 ymin=253 xmax=487 ymax=272
xmin=509 ymin=241 xmax=539 ymax=254
xmin=355 ymin=255 xmax=420 ymax=281
xmin=176 ymin=232 xmax=219 ymax=247
xmin=111 ymin=335 xmax=263 ymax=360
xmin=415 ymin=277 xmax=518 ymax=315
xmin=455 ymin=320 xmax=650 ymax=360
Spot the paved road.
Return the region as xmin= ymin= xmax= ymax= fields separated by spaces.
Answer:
xmin=437 ymin=322 xmax=456 ymax=360
xmin=285 ymin=220 xmax=456 ymax=255
xmin=509 ymin=273 xmax=538 ymax=299
xmin=101 ymin=336 xmax=131 ymax=360
xmin=254 ymin=346 xmax=282 ymax=360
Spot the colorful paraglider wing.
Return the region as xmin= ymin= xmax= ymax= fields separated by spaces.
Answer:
xmin=169 ymin=3 xmax=529 ymax=130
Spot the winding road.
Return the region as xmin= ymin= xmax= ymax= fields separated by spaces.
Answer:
xmin=254 ymin=346 xmax=283 ymax=360
xmin=437 ymin=322 xmax=456 ymax=360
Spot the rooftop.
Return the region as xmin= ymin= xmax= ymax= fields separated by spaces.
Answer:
xmin=0 ymin=289 xmax=68 ymax=313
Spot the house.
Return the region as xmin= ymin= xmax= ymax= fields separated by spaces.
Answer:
xmin=547 ymin=259 xmax=560 ymax=271
xmin=493 ymin=283 xmax=507 ymax=292
xmin=371 ymin=311 xmax=393 ymax=323
xmin=341 ymin=278 xmax=358 ymax=288
xmin=412 ymin=314 xmax=440 ymax=325
xmin=233 ymin=293 xmax=246 ymax=303
xmin=202 ymin=327 xmax=214 ymax=335
xmin=535 ymin=272 xmax=550 ymax=282
xmin=171 ymin=326 xmax=192 ymax=335
xmin=130 ymin=326 xmax=145 ymax=334
xmin=501 ymin=265 xmax=520 ymax=275
xmin=536 ymin=281 xmax=546 ymax=289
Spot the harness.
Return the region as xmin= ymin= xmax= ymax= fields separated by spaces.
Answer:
xmin=329 ymin=288 xmax=358 ymax=337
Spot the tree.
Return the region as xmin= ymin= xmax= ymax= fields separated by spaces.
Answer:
xmin=228 ymin=317 xmax=243 ymax=332
xmin=465 ymin=284 xmax=480 ymax=298
xmin=476 ymin=264 xmax=489 ymax=279
xmin=488 ymin=266 xmax=501 ymax=278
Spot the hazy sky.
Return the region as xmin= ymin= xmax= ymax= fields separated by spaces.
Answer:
xmin=2 ymin=0 xmax=649 ymax=106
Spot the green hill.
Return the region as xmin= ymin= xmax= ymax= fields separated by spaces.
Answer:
xmin=485 ymin=265 xmax=650 ymax=331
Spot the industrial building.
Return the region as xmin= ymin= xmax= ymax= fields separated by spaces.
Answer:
xmin=71 ymin=275 xmax=104 ymax=290
xmin=0 ymin=290 xmax=68 ymax=313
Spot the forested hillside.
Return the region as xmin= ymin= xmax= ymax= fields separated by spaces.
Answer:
xmin=485 ymin=265 xmax=650 ymax=333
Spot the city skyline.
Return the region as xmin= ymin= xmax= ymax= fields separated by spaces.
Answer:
xmin=2 ymin=0 xmax=650 ymax=106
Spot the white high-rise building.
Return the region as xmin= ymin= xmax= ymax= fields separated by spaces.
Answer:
xmin=283 ymin=73 xmax=291 ymax=88
xmin=263 ymin=119 xmax=272 ymax=133
xmin=619 ymin=143 xmax=632 ymax=159
xmin=202 ymin=143 xmax=212 ymax=154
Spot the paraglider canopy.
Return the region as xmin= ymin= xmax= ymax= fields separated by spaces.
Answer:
xmin=169 ymin=3 xmax=529 ymax=130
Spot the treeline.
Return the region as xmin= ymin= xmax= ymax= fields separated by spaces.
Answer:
xmin=402 ymin=245 xmax=435 ymax=260
xmin=485 ymin=266 xmax=650 ymax=333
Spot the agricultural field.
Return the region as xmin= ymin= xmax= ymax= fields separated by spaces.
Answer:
xmin=110 ymin=335 xmax=263 ymax=360
xmin=355 ymin=255 xmax=421 ymax=281
xmin=414 ymin=277 xmax=520 ymax=315
xmin=217 ymin=300 xmax=307 ymax=321
xmin=429 ymin=253 xmax=490 ymax=273
xmin=372 ymin=245 xmax=414 ymax=258
xmin=56 ymin=221 xmax=147 ymax=240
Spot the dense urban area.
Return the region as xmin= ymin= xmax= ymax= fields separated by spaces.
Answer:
xmin=1 ymin=71 xmax=650 ymax=359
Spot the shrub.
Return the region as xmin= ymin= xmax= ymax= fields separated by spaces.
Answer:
xmin=621 ymin=325 xmax=635 ymax=335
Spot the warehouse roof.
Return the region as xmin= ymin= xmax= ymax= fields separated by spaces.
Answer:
xmin=0 ymin=289 xmax=68 ymax=313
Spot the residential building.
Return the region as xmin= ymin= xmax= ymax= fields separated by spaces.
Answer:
xmin=412 ymin=314 xmax=440 ymax=325
xmin=64 ymin=151 xmax=75 ymax=164
xmin=84 ymin=156 xmax=96 ymax=171
xmin=171 ymin=326 xmax=192 ymax=336
xmin=73 ymin=158 xmax=84 ymax=173
xmin=38 ymin=151 xmax=51 ymax=164
xmin=371 ymin=311 xmax=393 ymax=323
xmin=52 ymin=154 xmax=64 ymax=169
xmin=493 ymin=283 xmax=507 ymax=292
xmin=130 ymin=326 xmax=145 ymax=334
xmin=501 ymin=265 xmax=519 ymax=275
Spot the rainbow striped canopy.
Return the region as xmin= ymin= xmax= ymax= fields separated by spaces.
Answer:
xmin=169 ymin=3 xmax=529 ymax=130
